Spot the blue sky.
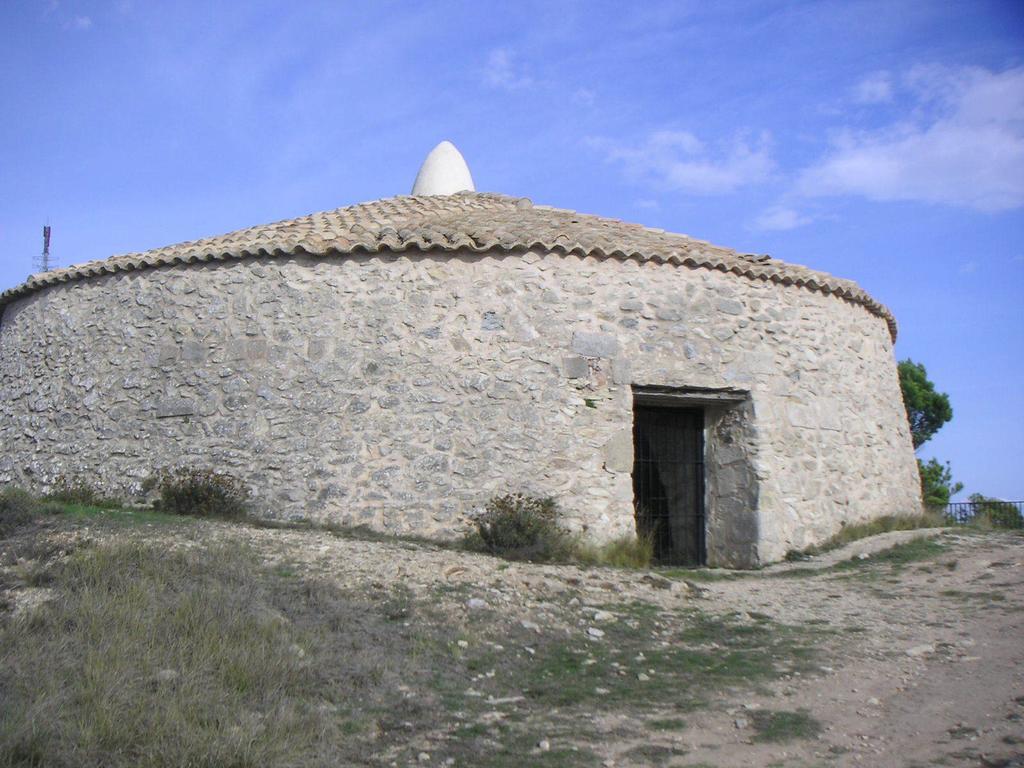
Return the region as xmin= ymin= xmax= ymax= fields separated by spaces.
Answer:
xmin=2 ymin=0 xmax=1022 ymax=499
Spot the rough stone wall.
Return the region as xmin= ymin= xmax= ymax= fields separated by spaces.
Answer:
xmin=705 ymin=400 xmax=760 ymax=568
xmin=0 ymin=250 xmax=921 ymax=565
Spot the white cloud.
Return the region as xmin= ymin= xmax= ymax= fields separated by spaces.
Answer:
xmin=799 ymin=65 xmax=1024 ymax=212
xmin=853 ymin=72 xmax=893 ymax=104
xmin=959 ymin=261 xmax=978 ymax=274
xmin=572 ymin=87 xmax=596 ymax=107
xmin=753 ymin=206 xmax=811 ymax=231
xmin=589 ymin=130 xmax=773 ymax=195
xmin=483 ymin=48 xmax=533 ymax=91
xmin=45 ymin=2 xmax=93 ymax=30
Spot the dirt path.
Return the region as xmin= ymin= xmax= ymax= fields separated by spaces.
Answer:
xmin=667 ymin=531 xmax=1024 ymax=767
xmin=14 ymin=518 xmax=1024 ymax=767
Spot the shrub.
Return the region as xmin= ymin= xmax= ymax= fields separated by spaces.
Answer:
xmin=44 ymin=475 xmax=120 ymax=508
xmin=465 ymin=493 xmax=574 ymax=562
xmin=147 ymin=467 xmax=250 ymax=519
xmin=0 ymin=487 xmax=38 ymax=537
xmin=966 ymin=494 xmax=1023 ymax=529
xmin=465 ymin=495 xmax=659 ymax=568
xmin=36 ymin=501 xmax=70 ymax=517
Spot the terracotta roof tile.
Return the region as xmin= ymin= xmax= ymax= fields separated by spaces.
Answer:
xmin=0 ymin=192 xmax=896 ymax=339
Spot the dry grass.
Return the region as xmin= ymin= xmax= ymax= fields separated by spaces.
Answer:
xmin=749 ymin=709 xmax=822 ymax=743
xmin=786 ymin=512 xmax=947 ymax=560
xmin=575 ymin=532 xmax=655 ymax=569
xmin=0 ymin=538 xmax=449 ymax=768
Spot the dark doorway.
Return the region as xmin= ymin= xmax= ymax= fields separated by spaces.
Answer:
xmin=633 ymin=406 xmax=706 ymax=565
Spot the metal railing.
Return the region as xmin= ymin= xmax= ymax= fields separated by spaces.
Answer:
xmin=937 ymin=500 xmax=1024 ymax=528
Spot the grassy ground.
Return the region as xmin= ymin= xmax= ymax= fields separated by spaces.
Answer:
xmin=748 ymin=710 xmax=822 ymax=743
xmin=8 ymin=492 xmax=1009 ymax=766
xmin=46 ymin=502 xmax=189 ymax=526
xmin=784 ymin=513 xmax=947 ymax=560
xmin=1 ymin=535 xmax=449 ymax=767
xmin=0 ymin=501 xmax=839 ymax=767
xmin=660 ymin=534 xmax=956 ymax=586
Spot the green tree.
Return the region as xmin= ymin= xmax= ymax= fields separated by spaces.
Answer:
xmin=898 ymin=359 xmax=953 ymax=449
xmin=897 ymin=359 xmax=960 ymax=508
xmin=918 ymin=457 xmax=963 ymax=507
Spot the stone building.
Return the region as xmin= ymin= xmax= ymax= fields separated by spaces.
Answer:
xmin=0 ymin=142 xmax=921 ymax=567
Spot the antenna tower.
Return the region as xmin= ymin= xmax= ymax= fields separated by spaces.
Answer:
xmin=34 ymin=225 xmax=54 ymax=273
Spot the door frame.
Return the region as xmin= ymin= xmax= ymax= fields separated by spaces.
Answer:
xmin=631 ymin=385 xmax=752 ymax=567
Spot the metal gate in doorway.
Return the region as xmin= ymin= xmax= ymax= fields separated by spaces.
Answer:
xmin=632 ymin=406 xmax=706 ymax=566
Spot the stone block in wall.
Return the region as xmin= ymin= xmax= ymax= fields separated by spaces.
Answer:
xmin=182 ymin=341 xmax=206 ymax=363
xmin=247 ymin=339 xmax=268 ymax=361
xmin=308 ymin=338 xmax=327 ymax=360
xmin=570 ymin=331 xmax=620 ymax=358
xmin=818 ymin=400 xmax=843 ymax=432
xmin=562 ymin=355 xmax=589 ymax=379
xmin=611 ymin=357 xmax=631 ymax=385
xmin=712 ymin=327 xmax=736 ymax=342
xmin=148 ymin=344 xmax=178 ymax=366
xmin=716 ymin=298 xmax=745 ymax=315
xmin=481 ymin=311 xmax=503 ymax=331
xmin=602 ymin=428 xmax=633 ymax=473
xmin=786 ymin=403 xmax=815 ymax=429
xmin=155 ymin=397 xmax=195 ymax=419
xmin=224 ymin=339 xmax=247 ymax=361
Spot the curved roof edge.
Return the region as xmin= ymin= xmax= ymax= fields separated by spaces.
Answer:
xmin=0 ymin=192 xmax=897 ymax=340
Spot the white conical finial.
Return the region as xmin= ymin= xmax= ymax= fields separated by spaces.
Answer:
xmin=411 ymin=141 xmax=476 ymax=195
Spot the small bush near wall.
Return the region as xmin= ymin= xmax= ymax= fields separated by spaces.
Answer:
xmin=464 ymin=493 xmax=575 ymax=562
xmin=464 ymin=493 xmax=656 ymax=567
xmin=45 ymin=475 xmax=121 ymax=508
xmin=145 ymin=468 xmax=251 ymax=520
xmin=0 ymin=487 xmax=38 ymax=537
